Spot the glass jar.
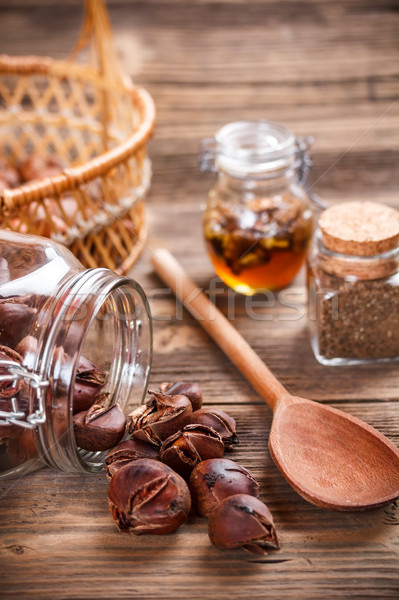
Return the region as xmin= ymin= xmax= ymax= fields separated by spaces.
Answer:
xmin=308 ymin=201 xmax=399 ymax=365
xmin=199 ymin=120 xmax=314 ymax=295
xmin=0 ymin=230 xmax=152 ymax=479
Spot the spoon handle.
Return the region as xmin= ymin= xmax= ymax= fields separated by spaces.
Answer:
xmin=151 ymin=248 xmax=287 ymax=411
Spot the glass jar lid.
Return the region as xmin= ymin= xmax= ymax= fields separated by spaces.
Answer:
xmin=199 ymin=119 xmax=312 ymax=180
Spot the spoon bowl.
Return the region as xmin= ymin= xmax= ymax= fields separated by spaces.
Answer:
xmin=270 ymin=396 xmax=399 ymax=510
xmin=152 ymin=249 xmax=399 ymax=511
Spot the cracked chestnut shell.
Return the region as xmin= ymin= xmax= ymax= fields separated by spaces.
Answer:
xmin=160 ymin=424 xmax=224 ymax=479
xmin=105 ymin=438 xmax=160 ymax=479
xmin=108 ymin=458 xmax=191 ymax=535
xmin=159 ymin=381 xmax=202 ymax=411
xmin=190 ymin=408 xmax=238 ymax=448
xmin=73 ymin=356 xmax=107 ymax=414
xmin=0 ymin=345 xmax=23 ymax=405
xmin=73 ymin=402 xmax=126 ymax=451
xmin=128 ymin=391 xmax=192 ymax=446
xmin=208 ymin=494 xmax=279 ymax=556
xmin=189 ymin=458 xmax=259 ymax=518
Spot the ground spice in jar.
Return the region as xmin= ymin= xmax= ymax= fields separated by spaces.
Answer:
xmin=308 ymin=201 xmax=399 ymax=364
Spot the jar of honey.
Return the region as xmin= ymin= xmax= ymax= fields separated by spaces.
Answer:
xmin=199 ymin=120 xmax=314 ymax=294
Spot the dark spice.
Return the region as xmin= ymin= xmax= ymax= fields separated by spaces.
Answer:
xmin=309 ymin=201 xmax=399 ymax=363
xmin=312 ymin=273 xmax=399 ymax=360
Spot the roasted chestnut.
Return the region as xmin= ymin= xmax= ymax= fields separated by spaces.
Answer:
xmin=73 ymin=402 xmax=126 ymax=451
xmin=18 ymin=155 xmax=60 ymax=182
xmin=159 ymin=381 xmax=202 ymax=411
xmin=160 ymin=424 xmax=224 ymax=479
xmin=189 ymin=458 xmax=259 ymax=518
xmin=190 ymin=408 xmax=238 ymax=448
xmin=105 ymin=438 xmax=160 ymax=479
xmin=108 ymin=459 xmax=191 ymax=535
xmin=208 ymin=494 xmax=279 ymax=555
xmin=0 ymin=159 xmax=20 ymax=187
xmin=0 ymin=298 xmax=37 ymax=348
xmin=4 ymin=427 xmax=38 ymax=469
xmin=14 ymin=335 xmax=38 ymax=364
xmin=73 ymin=355 xmax=107 ymax=414
xmin=0 ymin=345 xmax=24 ymax=406
xmin=128 ymin=391 xmax=192 ymax=446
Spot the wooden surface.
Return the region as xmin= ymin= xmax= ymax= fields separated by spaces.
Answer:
xmin=1 ymin=1 xmax=399 ymax=598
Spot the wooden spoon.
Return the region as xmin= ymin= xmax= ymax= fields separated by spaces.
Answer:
xmin=152 ymin=249 xmax=399 ymax=511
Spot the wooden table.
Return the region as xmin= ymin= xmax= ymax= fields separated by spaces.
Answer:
xmin=1 ymin=1 xmax=399 ymax=598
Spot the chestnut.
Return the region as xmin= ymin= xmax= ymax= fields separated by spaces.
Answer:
xmin=160 ymin=424 xmax=224 ymax=480
xmin=208 ymin=494 xmax=279 ymax=556
xmin=190 ymin=408 xmax=238 ymax=448
xmin=0 ymin=258 xmax=9 ymax=285
xmin=73 ymin=402 xmax=126 ymax=451
xmin=18 ymin=155 xmax=60 ymax=182
xmin=5 ymin=427 xmax=38 ymax=468
xmin=128 ymin=391 xmax=192 ymax=446
xmin=73 ymin=356 xmax=107 ymax=414
xmin=189 ymin=458 xmax=259 ymax=518
xmin=159 ymin=381 xmax=202 ymax=411
xmin=0 ymin=298 xmax=37 ymax=348
xmin=14 ymin=334 xmax=37 ymax=355
xmin=108 ymin=459 xmax=191 ymax=535
xmin=105 ymin=438 xmax=160 ymax=479
xmin=0 ymin=160 xmax=20 ymax=187
xmin=0 ymin=345 xmax=23 ymax=404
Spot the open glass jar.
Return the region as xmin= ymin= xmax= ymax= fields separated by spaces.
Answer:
xmin=0 ymin=230 xmax=152 ymax=479
xmin=200 ymin=120 xmax=314 ymax=295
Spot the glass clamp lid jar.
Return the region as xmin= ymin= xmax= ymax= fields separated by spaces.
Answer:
xmin=199 ymin=120 xmax=314 ymax=295
xmin=308 ymin=201 xmax=399 ymax=365
xmin=0 ymin=230 xmax=152 ymax=479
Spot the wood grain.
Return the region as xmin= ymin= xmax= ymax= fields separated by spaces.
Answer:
xmin=1 ymin=1 xmax=399 ymax=598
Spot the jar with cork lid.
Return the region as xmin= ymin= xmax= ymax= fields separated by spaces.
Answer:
xmin=308 ymin=201 xmax=399 ymax=365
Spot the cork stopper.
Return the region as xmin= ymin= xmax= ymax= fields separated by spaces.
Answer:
xmin=318 ymin=201 xmax=399 ymax=280
xmin=319 ymin=201 xmax=399 ymax=257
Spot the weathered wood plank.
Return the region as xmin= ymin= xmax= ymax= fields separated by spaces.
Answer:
xmin=1 ymin=403 xmax=399 ymax=599
xmin=1 ymin=0 xmax=399 ymax=598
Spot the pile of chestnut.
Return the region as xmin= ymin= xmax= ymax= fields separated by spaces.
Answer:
xmin=73 ymin=381 xmax=279 ymax=556
xmin=0 ymin=155 xmax=82 ymax=237
xmin=0 ymin=155 xmax=138 ymax=245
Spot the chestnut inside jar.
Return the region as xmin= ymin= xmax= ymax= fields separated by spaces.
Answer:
xmin=0 ymin=230 xmax=152 ymax=479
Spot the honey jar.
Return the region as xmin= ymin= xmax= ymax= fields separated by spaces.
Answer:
xmin=199 ymin=120 xmax=314 ymax=294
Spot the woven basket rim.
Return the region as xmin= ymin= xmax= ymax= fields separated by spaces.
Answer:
xmin=0 ymin=53 xmax=155 ymax=210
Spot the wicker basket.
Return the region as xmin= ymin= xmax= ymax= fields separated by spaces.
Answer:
xmin=0 ymin=0 xmax=155 ymax=274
